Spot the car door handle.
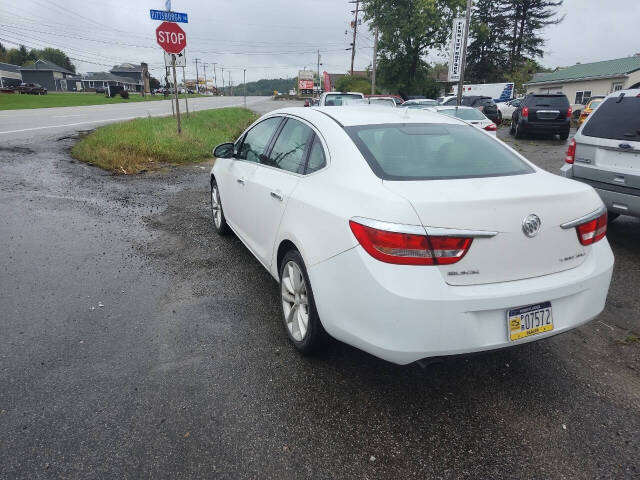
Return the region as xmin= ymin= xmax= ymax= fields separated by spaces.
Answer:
xmin=236 ymin=178 xmax=245 ymax=185
xmin=270 ymin=191 xmax=283 ymax=201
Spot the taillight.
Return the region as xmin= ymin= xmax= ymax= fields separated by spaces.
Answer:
xmin=565 ymin=138 xmax=576 ymax=164
xmin=522 ymin=106 xmax=529 ymax=118
xmin=567 ymin=106 xmax=573 ymax=118
xmin=349 ymin=220 xmax=472 ymax=266
xmin=575 ymin=211 xmax=607 ymax=246
xmin=484 ymin=123 xmax=497 ymax=132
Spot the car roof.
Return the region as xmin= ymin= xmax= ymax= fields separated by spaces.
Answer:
xmin=302 ymin=106 xmax=465 ymax=127
xmin=604 ymin=88 xmax=640 ymax=99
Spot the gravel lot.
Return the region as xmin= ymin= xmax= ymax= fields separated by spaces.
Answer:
xmin=1 ymin=102 xmax=639 ymax=479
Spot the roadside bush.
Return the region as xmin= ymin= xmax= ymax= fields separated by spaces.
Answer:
xmin=119 ymin=90 xmax=129 ymax=99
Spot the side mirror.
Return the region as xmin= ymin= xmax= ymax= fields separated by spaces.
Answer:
xmin=213 ymin=142 xmax=235 ymax=159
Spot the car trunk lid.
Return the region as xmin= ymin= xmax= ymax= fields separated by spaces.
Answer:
xmin=384 ymin=173 xmax=600 ymax=285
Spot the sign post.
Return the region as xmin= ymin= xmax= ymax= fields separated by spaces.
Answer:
xmin=156 ymin=21 xmax=187 ymax=134
xmin=449 ymin=0 xmax=472 ymax=106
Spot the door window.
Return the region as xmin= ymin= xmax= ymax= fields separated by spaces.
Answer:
xmin=306 ymin=135 xmax=327 ymax=173
xmin=263 ymin=118 xmax=313 ymax=173
xmin=237 ymin=117 xmax=282 ymax=162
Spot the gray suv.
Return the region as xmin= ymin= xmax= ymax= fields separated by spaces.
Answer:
xmin=562 ymin=89 xmax=640 ymax=220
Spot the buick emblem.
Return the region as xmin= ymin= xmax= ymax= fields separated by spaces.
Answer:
xmin=522 ymin=214 xmax=542 ymax=238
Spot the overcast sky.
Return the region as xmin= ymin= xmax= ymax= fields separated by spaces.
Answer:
xmin=1 ymin=0 xmax=639 ymax=84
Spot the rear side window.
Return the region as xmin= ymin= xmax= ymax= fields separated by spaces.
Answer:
xmin=347 ymin=123 xmax=533 ymax=180
xmin=582 ymin=95 xmax=640 ymax=141
xmin=306 ymin=136 xmax=327 ymax=173
xmin=528 ymin=95 xmax=569 ymax=108
xmin=264 ymin=118 xmax=313 ymax=173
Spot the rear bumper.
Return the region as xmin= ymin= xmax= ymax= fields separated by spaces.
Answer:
xmin=561 ymin=166 xmax=640 ymax=218
xmin=309 ymin=241 xmax=614 ymax=365
xmin=520 ymin=119 xmax=570 ymax=133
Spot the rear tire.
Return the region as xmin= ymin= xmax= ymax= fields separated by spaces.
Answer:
xmin=559 ymin=130 xmax=570 ymax=140
xmin=210 ymin=177 xmax=229 ymax=235
xmin=509 ymin=121 xmax=515 ymax=135
xmin=279 ymin=249 xmax=328 ymax=355
xmin=514 ymin=121 xmax=524 ymax=139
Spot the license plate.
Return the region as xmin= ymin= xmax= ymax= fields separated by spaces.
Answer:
xmin=507 ymin=301 xmax=553 ymax=341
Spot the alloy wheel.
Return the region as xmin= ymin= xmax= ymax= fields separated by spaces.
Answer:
xmin=211 ymin=184 xmax=222 ymax=228
xmin=281 ymin=261 xmax=310 ymax=342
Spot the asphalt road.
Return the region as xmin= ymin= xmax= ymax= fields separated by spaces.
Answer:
xmin=0 ymin=95 xmax=269 ymax=142
xmin=1 ymin=103 xmax=639 ymax=479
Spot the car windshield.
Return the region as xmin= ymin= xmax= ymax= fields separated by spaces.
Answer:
xmin=324 ymin=94 xmax=362 ymax=106
xmin=582 ymin=95 xmax=640 ymax=141
xmin=368 ymin=98 xmax=395 ymax=106
xmin=404 ymin=100 xmax=438 ymax=108
xmin=346 ymin=123 xmax=533 ymax=180
xmin=437 ymin=108 xmax=486 ymax=120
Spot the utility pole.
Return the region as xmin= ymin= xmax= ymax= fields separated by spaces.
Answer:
xmin=243 ymin=68 xmax=247 ymax=108
xmin=371 ymin=26 xmax=378 ymax=94
xmin=456 ymin=0 xmax=472 ymax=107
xmin=203 ymin=63 xmax=208 ymax=95
xmin=349 ymin=0 xmax=360 ymax=75
xmin=212 ymin=62 xmax=218 ymax=95
xmin=229 ymin=71 xmax=233 ymax=96
xmin=316 ymin=49 xmax=321 ymax=99
xmin=194 ymin=58 xmax=200 ymax=94
xmin=172 ymin=55 xmax=182 ymax=134
xmin=182 ymin=65 xmax=189 ymax=117
xmin=221 ymin=66 xmax=225 ymax=95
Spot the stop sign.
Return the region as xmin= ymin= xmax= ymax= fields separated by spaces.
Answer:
xmin=156 ymin=21 xmax=186 ymax=54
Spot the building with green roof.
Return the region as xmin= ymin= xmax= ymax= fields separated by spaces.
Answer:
xmin=524 ymin=55 xmax=640 ymax=107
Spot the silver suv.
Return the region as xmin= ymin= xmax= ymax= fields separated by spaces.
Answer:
xmin=562 ymin=88 xmax=640 ymax=220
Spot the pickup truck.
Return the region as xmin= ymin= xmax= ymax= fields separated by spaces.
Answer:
xmin=16 ymin=83 xmax=48 ymax=95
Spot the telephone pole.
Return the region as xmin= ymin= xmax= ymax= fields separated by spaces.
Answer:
xmin=229 ymin=71 xmax=233 ymax=96
xmin=316 ymin=49 xmax=321 ymax=98
xmin=371 ymin=26 xmax=378 ymax=94
xmin=221 ymin=66 xmax=225 ymax=94
xmin=456 ymin=0 xmax=473 ymax=106
xmin=349 ymin=0 xmax=360 ymax=75
xmin=202 ymin=63 xmax=208 ymax=95
xmin=243 ymin=68 xmax=247 ymax=108
xmin=193 ymin=58 xmax=200 ymax=94
xmin=212 ymin=62 xmax=218 ymax=95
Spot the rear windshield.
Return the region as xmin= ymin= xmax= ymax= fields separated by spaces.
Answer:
xmin=437 ymin=108 xmax=485 ymax=120
xmin=324 ymin=94 xmax=362 ymax=106
xmin=528 ymin=95 xmax=569 ymax=108
xmin=346 ymin=123 xmax=533 ymax=180
xmin=582 ymin=95 xmax=640 ymax=141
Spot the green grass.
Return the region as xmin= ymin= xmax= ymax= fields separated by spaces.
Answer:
xmin=0 ymin=92 xmax=206 ymax=110
xmin=71 ymin=108 xmax=257 ymax=174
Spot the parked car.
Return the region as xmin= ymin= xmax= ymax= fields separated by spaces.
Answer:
xmin=209 ymin=107 xmax=613 ymax=364
xmin=510 ymin=93 xmax=572 ymax=139
xmin=366 ymin=94 xmax=404 ymax=106
xmin=562 ymin=88 xmax=640 ymax=221
xmin=577 ymin=96 xmax=605 ymax=127
xmin=16 ymin=83 xmax=47 ymax=95
xmin=319 ymin=91 xmax=365 ymax=106
xmin=95 ymin=86 xmax=107 ymax=94
xmin=437 ymin=95 xmax=457 ymax=105
xmin=366 ymin=96 xmax=397 ymax=107
xmin=443 ymin=95 xmax=502 ymax=123
xmin=304 ymin=98 xmax=312 ymax=107
xmin=402 ymin=99 xmax=439 ymax=109
xmin=497 ymin=98 xmax=523 ymax=120
xmin=426 ymin=105 xmax=498 ymax=136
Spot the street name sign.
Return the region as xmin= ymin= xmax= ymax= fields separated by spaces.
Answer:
xmin=150 ymin=9 xmax=188 ymax=23
xmin=156 ymin=21 xmax=187 ymax=54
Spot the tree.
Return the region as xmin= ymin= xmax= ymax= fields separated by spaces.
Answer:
xmin=499 ymin=0 xmax=564 ymax=74
xmin=31 ymin=48 xmax=75 ymax=73
xmin=7 ymin=45 xmax=35 ymax=66
xmin=149 ymin=76 xmax=161 ymax=90
xmin=466 ymin=0 xmax=509 ymax=83
xmin=335 ymin=74 xmax=372 ymax=95
xmin=362 ymin=0 xmax=465 ymax=96
xmin=0 ymin=42 xmax=6 ymax=63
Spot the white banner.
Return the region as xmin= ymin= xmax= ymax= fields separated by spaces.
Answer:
xmin=164 ymin=51 xmax=186 ymax=67
xmin=448 ymin=17 xmax=466 ymax=82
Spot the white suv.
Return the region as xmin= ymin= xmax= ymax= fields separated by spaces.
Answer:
xmin=562 ymin=88 xmax=640 ymax=220
xmin=318 ymin=91 xmax=364 ymax=106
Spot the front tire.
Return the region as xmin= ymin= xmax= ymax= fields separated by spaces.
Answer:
xmin=279 ymin=250 xmax=327 ymax=355
xmin=210 ymin=177 xmax=229 ymax=235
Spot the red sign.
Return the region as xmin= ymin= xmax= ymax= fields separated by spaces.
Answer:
xmin=156 ymin=21 xmax=186 ymax=54
xmin=298 ymin=79 xmax=313 ymax=90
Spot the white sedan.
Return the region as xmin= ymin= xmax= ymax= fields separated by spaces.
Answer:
xmin=425 ymin=105 xmax=497 ymax=136
xmin=209 ymin=107 xmax=614 ymax=365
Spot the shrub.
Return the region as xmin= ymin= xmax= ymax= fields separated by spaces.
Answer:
xmin=119 ymin=90 xmax=129 ymax=99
